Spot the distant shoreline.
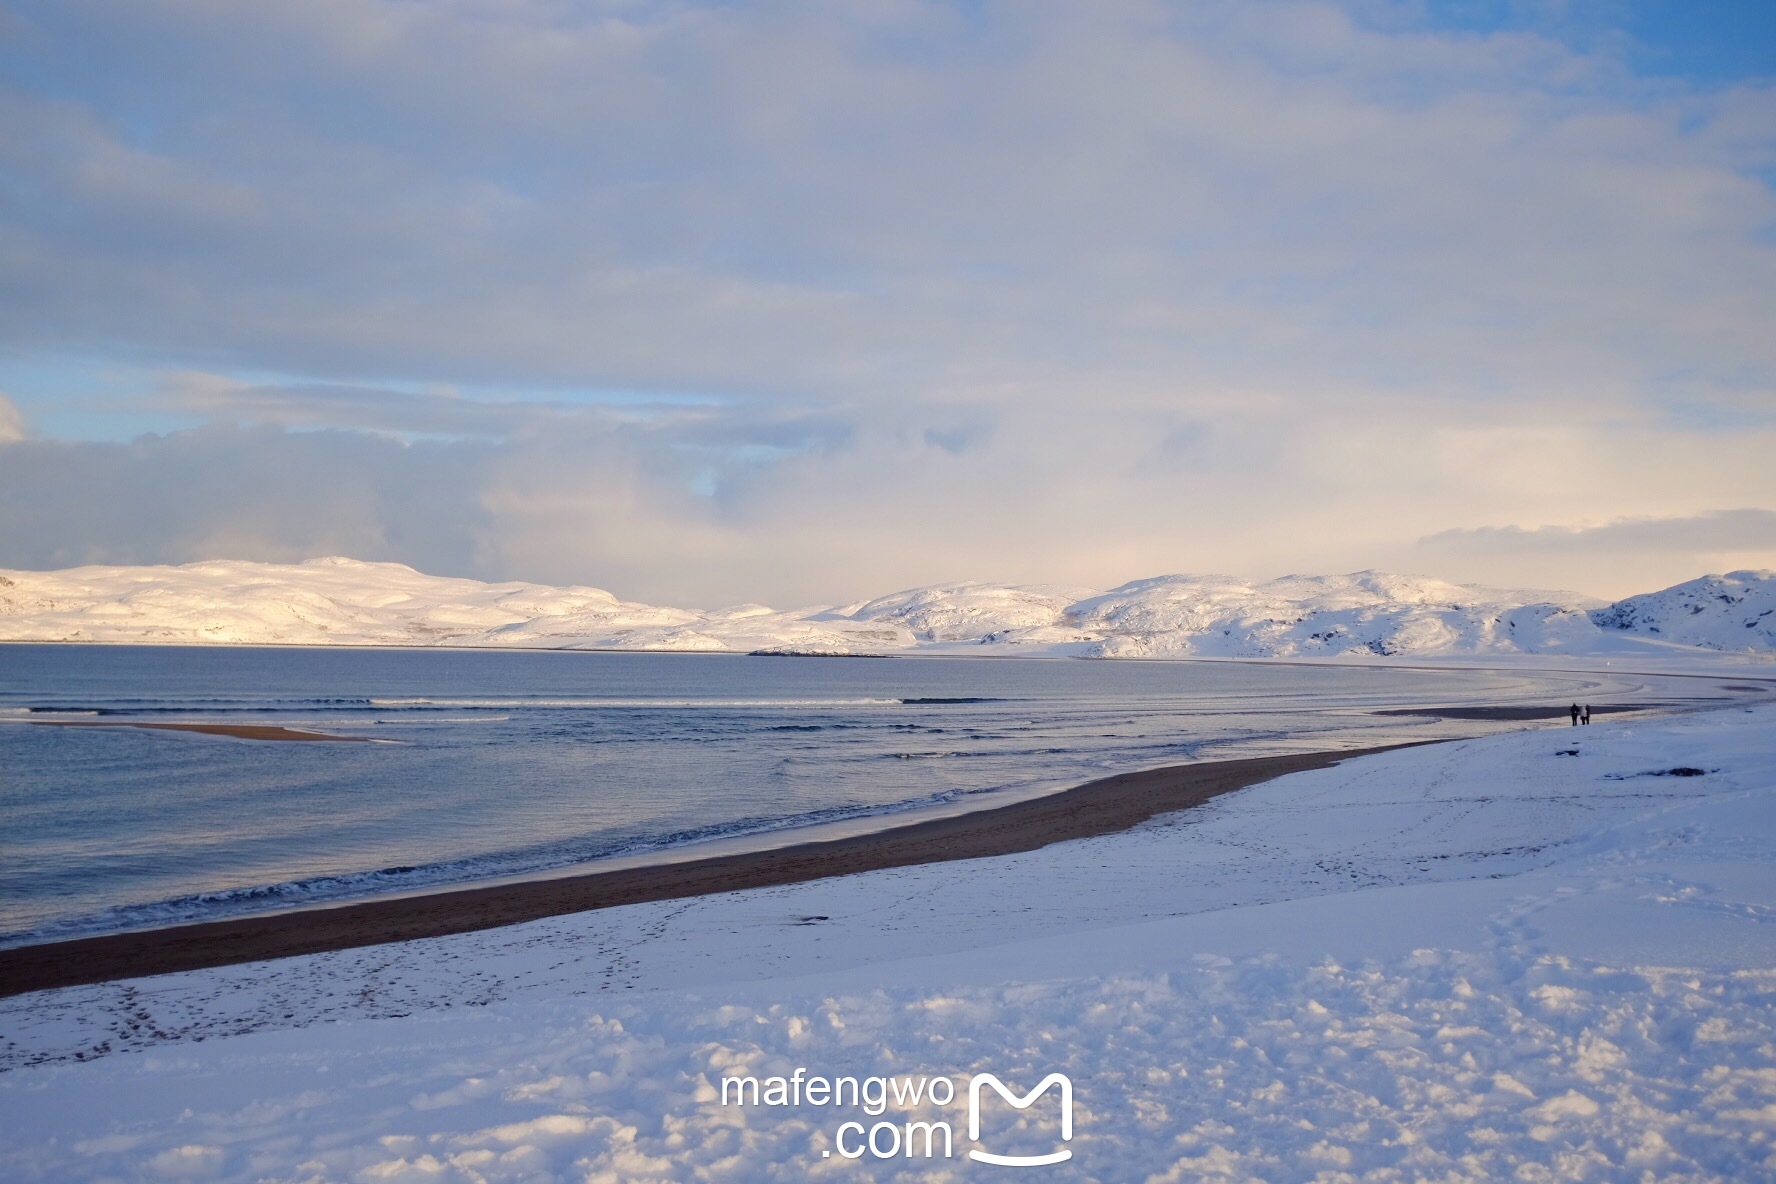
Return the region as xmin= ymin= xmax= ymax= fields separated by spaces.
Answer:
xmin=3 ymin=638 xmax=1772 ymax=686
xmin=0 ymin=743 xmax=1430 ymax=998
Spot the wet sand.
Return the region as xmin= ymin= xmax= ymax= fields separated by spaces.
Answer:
xmin=0 ymin=742 xmax=1423 ymax=998
xmin=1372 ymin=704 xmax=1674 ymax=722
xmin=27 ymin=720 xmax=369 ymax=742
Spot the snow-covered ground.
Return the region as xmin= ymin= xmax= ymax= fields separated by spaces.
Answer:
xmin=4 ymin=557 xmax=1775 ymax=659
xmin=3 ymin=703 xmax=1775 ymax=1181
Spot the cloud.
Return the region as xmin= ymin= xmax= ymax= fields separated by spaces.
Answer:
xmin=0 ymin=425 xmax=496 ymax=575
xmin=0 ymin=394 xmax=24 ymax=442
xmin=1419 ymin=509 xmax=1776 ymax=556
xmin=1 ymin=0 xmax=1772 ymax=410
xmin=3 ymin=398 xmax=1773 ymax=605
xmin=922 ymin=424 xmax=990 ymax=455
xmin=1403 ymin=508 xmax=1776 ymax=596
xmin=0 ymin=414 xmax=858 ymax=605
xmin=139 ymin=371 xmax=851 ymax=451
xmin=2 ymin=2 xmax=1775 ymax=602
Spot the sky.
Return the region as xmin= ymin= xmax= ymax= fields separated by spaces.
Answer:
xmin=1 ymin=0 xmax=1773 ymax=608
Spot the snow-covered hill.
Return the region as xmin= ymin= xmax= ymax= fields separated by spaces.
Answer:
xmin=1061 ymin=572 xmax=1611 ymax=658
xmin=1589 ymin=570 xmax=1776 ymax=652
xmin=1 ymin=557 xmax=1772 ymax=658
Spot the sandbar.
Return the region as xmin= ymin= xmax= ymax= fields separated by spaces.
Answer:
xmin=27 ymin=720 xmax=368 ymax=742
xmin=1372 ymin=703 xmax=1671 ymax=722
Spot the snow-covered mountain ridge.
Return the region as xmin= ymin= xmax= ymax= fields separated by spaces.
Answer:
xmin=1 ymin=558 xmax=1773 ymax=658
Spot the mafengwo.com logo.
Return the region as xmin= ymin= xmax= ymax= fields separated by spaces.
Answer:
xmin=719 ymin=1067 xmax=1074 ymax=1166
xmin=968 ymin=1074 xmax=1073 ymax=1166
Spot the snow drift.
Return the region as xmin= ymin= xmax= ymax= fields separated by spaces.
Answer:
xmin=6 ymin=703 xmax=1776 ymax=1180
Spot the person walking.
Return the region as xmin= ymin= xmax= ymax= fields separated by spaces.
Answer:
xmin=1570 ymin=703 xmax=1581 ymax=726
xmin=1582 ymin=705 xmax=1592 ymax=725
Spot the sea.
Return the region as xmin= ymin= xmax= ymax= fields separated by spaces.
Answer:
xmin=0 ymin=643 xmax=1737 ymax=947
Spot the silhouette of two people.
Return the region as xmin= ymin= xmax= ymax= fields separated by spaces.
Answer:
xmin=1570 ymin=703 xmax=1592 ymax=726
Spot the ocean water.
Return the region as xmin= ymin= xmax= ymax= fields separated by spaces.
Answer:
xmin=0 ymin=644 xmax=1722 ymax=945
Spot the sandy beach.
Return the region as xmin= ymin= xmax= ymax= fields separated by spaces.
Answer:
xmin=0 ymin=742 xmax=1422 ymax=998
